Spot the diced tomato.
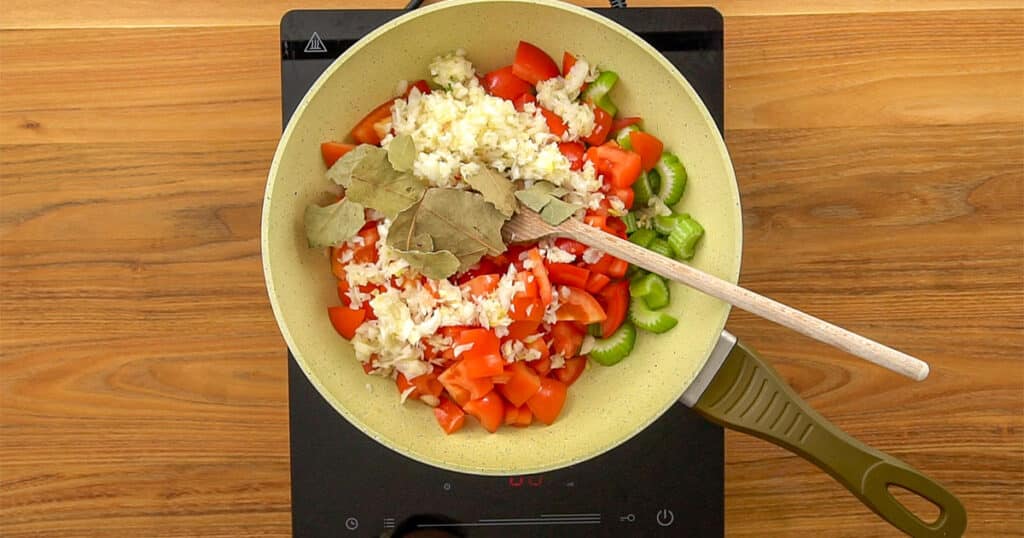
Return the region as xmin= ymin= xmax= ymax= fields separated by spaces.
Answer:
xmin=456 ymin=258 xmax=502 ymax=284
xmin=439 ymin=361 xmax=494 ymax=401
xmin=585 ymin=272 xmax=611 ymax=294
xmin=607 ymin=216 xmax=627 ymax=237
xmin=513 ymin=92 xmax=536 ymax=112
xmin=610 ymin=187 xmax=635 ymax=209
xmin=611 ymin=116 xmax=642 ymax=132
xmin=361 ymin=356 xmax=378 ymax=375
xmin=555 ymin=356 xmax=587 ymax=386
xmin=506 ymin=320 xmax=541 ymax=341
xmin=587 ymin=253 xmax=614 ymax=275
xmin=530 ymin=355 xmax=552 ymax=376
xmin=505 ymin=402 xmax=534 ymax=427
xmin=525 ymin=337 xmax=550 ymax=363
xmin=551 ymin=321 xmax=585 ymax=357
xmin=321 ymin=142 xmax=356 ymax=167
xmin=527 ymin=248 xmax=553 ymax=306
xmin=554 ymin=238 xmax=588 ymax=257
xmin=607 ymin=257 xmax=629 ymax=279
xmin=562 ymin=51 xmax=577 ymax=77
xmin=461 ymin=274 xmax=501 ymax=297
xmin=558 ymin=142 xmax=585 ymax=171
xmin=587 ymin=143 xmax=643 ymax=189
xmin=505 ymin=244 xmax=531 ymax=269
xmin=455 ymin=329 xmax=504 ymax=378
xmin=511 ymin=296 xmax=544 ymax=322
xmin=463 ymin=391 xmax=506 ymax=433
xmin=513 ymin=41 xmax=560 ymax=85
xmin=527 ymin=378 xmax=568 ymax=425
xmin=463 ymin=353 xmax=504 ymax=379
xmin=445 ymin=383 xmax=471 ymax=407
xmin=353 ymin=226 xmax=380 ymax=264
xmin=584 ymin=213 xmax=614 ymax=235
xmin=351 ymin=99 xmax=396 ymax=146
xmin=556 ymin=286 xmax=607 ymax=324
xmin=546 ymin=263 xmax=590 ymax=288
xmin=584 ymin=106 xmax=613 ymax=146
xmin=440 ymin=325 xmax=470 ymax=341
xmin=413 ymin=372 xmax=444 ymax=399
xmin=434 ymin=398 xmax=466 ymax=434
xmin=397 ymin=372 xmax=443 ymax=401
xmin=589 ymin=254 xmax=629 ymax=279
xmin=629 ymin=130 xmax=664 ymax=171
xmin=403 ymin=79 xmax=431 ymax=98
xmin=327 ymin=305 xmax=365 ymax=339
xmin=515 ymin=271 xmax=538 ymax=299
xmin=516 ymin=405 xmax=533 ymax=427
xmin=483 ymin=65 xmax=533 ymax=101
xmin=498 ymin=361 xmax=542 ymax=407
xmin=505 ymin=402 xmax=520 ymax=425
xmin=597 ymin=280 xmax=629 ymax=338
xmin=330 ymin=246 xmax=347 ymax=280
xmin=540 ymin=107 xmax=567 ymax=137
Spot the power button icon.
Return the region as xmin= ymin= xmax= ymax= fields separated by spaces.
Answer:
xmin=656 ymin=508 xmax=674 ymax=527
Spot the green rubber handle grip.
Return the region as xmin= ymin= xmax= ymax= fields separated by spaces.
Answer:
xmin=692 ymin=339 xmax=966 ymax=537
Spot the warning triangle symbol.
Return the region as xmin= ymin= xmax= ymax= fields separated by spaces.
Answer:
xmin=304 ymin=32 xmax=327 ymax=53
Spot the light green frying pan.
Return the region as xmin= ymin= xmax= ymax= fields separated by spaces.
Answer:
xmin=262 ymin=1 xmax=965 ymax=535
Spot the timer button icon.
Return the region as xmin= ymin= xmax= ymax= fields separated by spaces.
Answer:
xmin=344 ymin=517 xmax=359 ymax=530
xmin=655 ymin=508 xmax=674 ymax=527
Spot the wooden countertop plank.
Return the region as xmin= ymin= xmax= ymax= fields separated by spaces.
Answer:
xmin=2 ymin=0 xmax=1021 ymax=29
xmin=3 ymin=10 xmax=1021 ymax=146
xmin=0 ymin=26 xmax=281 ymax=145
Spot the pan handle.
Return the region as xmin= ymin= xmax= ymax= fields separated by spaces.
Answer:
xmin=691 ymin=339 xmax=966 ymax=537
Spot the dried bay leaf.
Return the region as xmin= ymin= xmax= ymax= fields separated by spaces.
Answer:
xmin=513 ymin=181 xmax=578 ymax=224
xmin=393 ymin=248 xmax=460 ymax=280
xmin=464 ymin=167 xmax=516 ymax=217
xmin=539 ymin=197 xmax=582 ymax=225
xmin=514 ymin=184 xmax=554 ymax=212
xmin=386 ymin=134 xmax=417 ymax=172
xmin=303 ymin=198 xmax=365 ymax=248
xmin=327 ymin=143 xmax=426 ymax=218
xmin=388 ymin=188 xmax=507 ymax=276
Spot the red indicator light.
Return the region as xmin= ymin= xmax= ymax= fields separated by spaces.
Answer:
xmin=508 ymin=476 xmax=524 ymax=487
xmin=527 ymin=476 xmax=544 ymax=487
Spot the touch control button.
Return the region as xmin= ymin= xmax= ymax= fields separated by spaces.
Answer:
xmin=656 ymin=509 xmax=674 ymax=527
xmin=344 ymin=517 xmax=359 ymax=531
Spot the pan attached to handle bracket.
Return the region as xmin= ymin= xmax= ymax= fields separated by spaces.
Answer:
xmin=682 ymin=332 xmax=967 ymax=537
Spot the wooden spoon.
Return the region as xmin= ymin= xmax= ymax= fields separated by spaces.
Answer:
xmin=503 ymin=208 xmax=930 ymax=381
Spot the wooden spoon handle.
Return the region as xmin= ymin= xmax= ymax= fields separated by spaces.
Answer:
xmin=561 ymin=219 xmax=930 ymax=381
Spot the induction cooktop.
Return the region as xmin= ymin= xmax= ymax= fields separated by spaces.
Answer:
xmin=281 ymin=6 xmax=725 ymax=537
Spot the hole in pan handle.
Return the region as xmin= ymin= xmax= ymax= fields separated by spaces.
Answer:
xmin=689 ymin=336 xmax=967 ymax=537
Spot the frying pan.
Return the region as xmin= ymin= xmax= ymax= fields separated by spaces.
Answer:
xmin=262 ymin=1 xmax=966 ymax=535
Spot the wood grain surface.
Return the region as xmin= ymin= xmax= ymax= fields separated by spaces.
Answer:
xmin=1 ymin=1 xmax=1021 ymax=537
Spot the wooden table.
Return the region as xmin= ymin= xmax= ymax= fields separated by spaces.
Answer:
xmin=1 ymin=1 xmax=1021 ymax=536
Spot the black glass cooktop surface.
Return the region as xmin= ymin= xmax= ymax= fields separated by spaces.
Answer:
xmin=281 ymin=7 xmax=724 ymax=537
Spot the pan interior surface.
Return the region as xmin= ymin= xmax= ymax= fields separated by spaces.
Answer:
xmin=263 ymin=0 xmax=742 ymax=475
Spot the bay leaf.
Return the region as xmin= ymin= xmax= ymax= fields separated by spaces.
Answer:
xmin=303 ymin=198 xmax=365 ymax=248
xmin=393 ymin=249 xmax=461 ymax=280
xmin=387 ymin=134 xmax=417 ymax=172
xmin=326 ymin=144 xmax=378 ymax=185
xmin=326 ymin=144 xmax=426 ymax=218
xmin=514 ymin=181 xmax=557 ymax=212
xmin=464 ymin=167 xmax=516 ymax=217
xmin=513 ymin=181 xmax=574 ymax=216
xmin=539 ymin=197 xmax=582 ymax=225
xmin=388 ymin=188 xmax=507 ymax=276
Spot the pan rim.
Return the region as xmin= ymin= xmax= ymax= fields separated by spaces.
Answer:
xmin=262 ymin=0 xmax=743 ymax=475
